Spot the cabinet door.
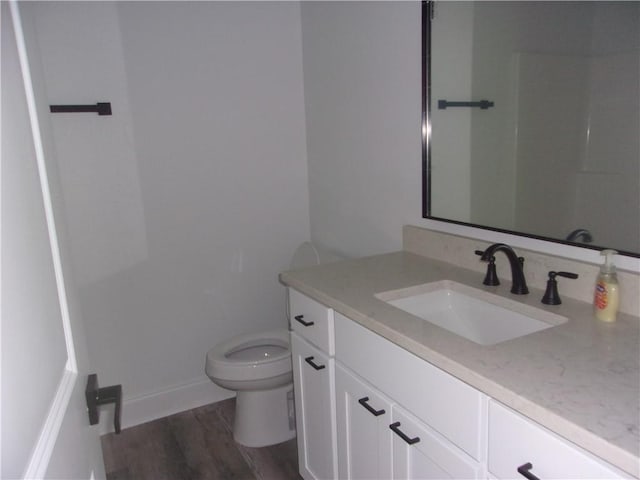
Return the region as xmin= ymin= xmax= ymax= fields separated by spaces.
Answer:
xmin=335 ymin=364 xmax=393 ymax=480
xmin=291 ymin=333 xmax=337 ymax=480
xmin=335 ymin=312 xmax=485 ymax=460
xmin=391 ymin=406 xmax=481 ymax=480
xmin=488 ymin=401 xmax=628 ymax=479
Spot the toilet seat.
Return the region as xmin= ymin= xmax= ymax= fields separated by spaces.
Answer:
xmin=205 ymin=329 xmax=292 ymax=383
xmin=227 ymin=343 xmax=287 ymax=362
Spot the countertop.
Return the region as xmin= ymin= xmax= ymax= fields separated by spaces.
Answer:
xmin=279 ymin=251 xmax=640 ymax=477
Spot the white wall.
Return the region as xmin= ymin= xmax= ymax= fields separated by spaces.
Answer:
xmin=574 ymin=3 xmax=640 ymax=253
xmin=513 ymin=52 xmax=588 ymax=238
xmin=430 ymin=2 xmax=474 ymax=222
xmin=24 ymin=1 xmax=310 ymax=427
xmin=301 ymin=1 xmax=422 ymax=257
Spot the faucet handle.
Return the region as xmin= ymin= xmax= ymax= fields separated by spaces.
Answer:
xmin=475 ymin=250 xmax=500 ymax=286
xmin=556 ymin=271 xmax=579 ymax=280
xmin=541 ymin=271 xmax=578 ymax=305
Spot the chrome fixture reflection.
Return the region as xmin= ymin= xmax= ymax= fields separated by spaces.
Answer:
xmin=566 ymin=229 xmax=593 ymax=243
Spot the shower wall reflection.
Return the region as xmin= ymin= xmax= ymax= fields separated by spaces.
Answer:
xmin=430 ymin=2 xmax=639 ymax=254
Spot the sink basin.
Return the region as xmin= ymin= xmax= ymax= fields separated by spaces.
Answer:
xmin=375 ymin=280 xmax=567 ymax=346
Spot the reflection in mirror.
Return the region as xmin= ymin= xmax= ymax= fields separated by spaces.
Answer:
xmin=423 ymin=1 xmax=640 ymax=257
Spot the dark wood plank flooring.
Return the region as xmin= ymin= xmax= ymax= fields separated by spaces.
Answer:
xmin=101 ymin=398 xmax=301 ymax=480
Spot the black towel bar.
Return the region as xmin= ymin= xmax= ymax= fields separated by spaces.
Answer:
xmin=438 ymin=99 xmax=494 ymax=110
xmin=50 ymin=102 xmax=112 ymax=116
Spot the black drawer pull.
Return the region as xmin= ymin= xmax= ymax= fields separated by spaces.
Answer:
xmin=358 ymin=397 xmax=385 ymax=416
xmin=517 ymin=463 xmax=541 ymax=480
xmin=294 ymin=315 xmax=314 ymax=327
xmin=389 ymin=422 xmax=420 ymax=445
xmin=304 ymin=356 xmax=325 ymax=370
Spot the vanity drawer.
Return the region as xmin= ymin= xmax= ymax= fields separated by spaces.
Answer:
xmin=289 ymin=289 xmax=334 ymax=355
xmin=335 ymin=312 xmax=485 ymax=461
xmin=488 ymin=401 xmax=627 ymax=479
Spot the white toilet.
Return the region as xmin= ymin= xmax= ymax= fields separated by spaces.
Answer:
xmin=205 ymin=329 xmax=294 ymax=447
xmin=205 ymin=242 xmax=343 ymax=448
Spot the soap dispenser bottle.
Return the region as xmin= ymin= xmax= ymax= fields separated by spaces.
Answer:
xmin=594 ymin=249 xmax=620 ymax=322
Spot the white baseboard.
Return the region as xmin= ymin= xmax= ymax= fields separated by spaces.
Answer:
xmin=99 ymin=377 xmax=234 ymax=435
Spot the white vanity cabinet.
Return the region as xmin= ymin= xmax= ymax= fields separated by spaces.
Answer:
xmin=288 ymin=289 xmax=630 ymax=480
xmin=289 ymin=289 xmax=338 ymax=480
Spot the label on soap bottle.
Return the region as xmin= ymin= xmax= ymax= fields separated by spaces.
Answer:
xmin=594 ymin=281 xmax=608 ymax=310
xmin=594 ymin=279 xmax=618 ymax=322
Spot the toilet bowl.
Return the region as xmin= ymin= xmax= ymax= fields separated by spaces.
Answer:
xmin=205 ymin=329 xmax=295 ymax=447
xmin=205 ymin=329 xmax=292 ymax=391
xmin=205 ymin=242 xmax=346 ymax=448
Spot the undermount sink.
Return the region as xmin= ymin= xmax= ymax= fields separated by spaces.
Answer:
xmin=375 ymin=280 xmax=567 ymax=346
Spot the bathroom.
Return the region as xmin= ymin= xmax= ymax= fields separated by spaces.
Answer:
xmin=3 ymin=1 xmax=638 ymax=479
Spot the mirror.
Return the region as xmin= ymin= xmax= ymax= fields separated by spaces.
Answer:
xmin=422 ymin=1 xmax=640 ymax=258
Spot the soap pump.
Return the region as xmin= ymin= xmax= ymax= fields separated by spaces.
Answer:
xmin=594 ymin=249 xmax=620 ymax=322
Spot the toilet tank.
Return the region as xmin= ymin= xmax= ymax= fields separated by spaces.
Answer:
xmin=286 ymin=242 xmax=347 ymax=323
xmin=290 ymin=241 xmax=345 ymax=270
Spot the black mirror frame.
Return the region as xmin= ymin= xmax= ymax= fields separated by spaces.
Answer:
xmin=421 ymin=0 xmax=432 ymax=218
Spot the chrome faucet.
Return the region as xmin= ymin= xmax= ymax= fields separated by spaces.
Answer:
xmin=566 ymin=229 xmax=593 ymax=243
xmin=479 ymin=244 xmax=529 ymax=295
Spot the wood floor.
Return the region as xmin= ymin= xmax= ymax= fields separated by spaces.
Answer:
xmin=101 ymin=398 xmax=301 ymax=480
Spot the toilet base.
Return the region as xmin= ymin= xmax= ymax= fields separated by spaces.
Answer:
xmin=233 ymin=383 xmax=296 ymax=448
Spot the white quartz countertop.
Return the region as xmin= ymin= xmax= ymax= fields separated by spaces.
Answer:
xmin=280 ymin=251 xmax=640 ymax=477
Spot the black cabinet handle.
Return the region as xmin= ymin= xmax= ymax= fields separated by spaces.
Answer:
xmin=294 ymin=315 xmax=314 ymax=327
xmin=517 ymin=463 xmax=541 ymax=480
xmin=304 ymin=356 xmax=325 ymax=370
xmin=389 ymin=422 xmax=420 ymax=445
xmin=358 ymin=397 xmax=385 ymax=416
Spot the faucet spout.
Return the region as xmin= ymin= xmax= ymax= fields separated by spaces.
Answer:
xmin=566 ymin=229 xmax=593 ymax=243
xmin=480 ymin=243 xmax=529 ymax=295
